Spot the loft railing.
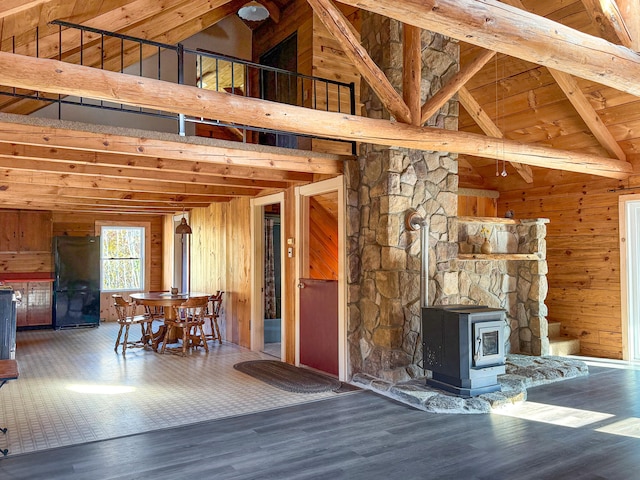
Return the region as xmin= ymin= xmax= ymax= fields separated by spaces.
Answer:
xmin=0 ymin=20 xmax=356 ymax=154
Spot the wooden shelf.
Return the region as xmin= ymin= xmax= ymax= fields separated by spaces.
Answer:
xmin=457 ymin=253 xmax=542 ymax=261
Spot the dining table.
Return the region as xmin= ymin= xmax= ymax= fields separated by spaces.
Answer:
xmin=130 ymin=291 xmax=212 ymax=350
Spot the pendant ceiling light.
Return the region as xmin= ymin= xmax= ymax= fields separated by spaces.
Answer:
xmin=238 ymin=1 xmax=270 ymax=21
xmin=175 ymin=211 xmax=192 ymax=235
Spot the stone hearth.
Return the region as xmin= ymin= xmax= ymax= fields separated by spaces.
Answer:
xmin=352 ymin=355 xmax=588 ymax=414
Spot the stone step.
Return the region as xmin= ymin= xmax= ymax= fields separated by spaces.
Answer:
xmin=548 ymin=321 xmax=561 ymax=338
xmin=549 ymin=336 xmax=581 ymax=356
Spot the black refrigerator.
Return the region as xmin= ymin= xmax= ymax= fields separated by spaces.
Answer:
xmin=0 ymin=287 xmax=17 ymax=359
xmin=53 ymin=236 xmax=100 ymax=329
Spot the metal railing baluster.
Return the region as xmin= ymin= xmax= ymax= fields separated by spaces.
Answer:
xmin=6 ymin=20 xmax=356 ymax=154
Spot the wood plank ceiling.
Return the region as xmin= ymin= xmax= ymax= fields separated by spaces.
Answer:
xmin=0 ymin=0 xmax=638 ymax=213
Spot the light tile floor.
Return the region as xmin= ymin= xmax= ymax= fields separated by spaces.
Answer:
xmin=0 ymin=322 xmax=340 ymax=456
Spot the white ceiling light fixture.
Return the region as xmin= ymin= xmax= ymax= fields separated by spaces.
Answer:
xmin=238 ymin=1 xmax=270 ymax=22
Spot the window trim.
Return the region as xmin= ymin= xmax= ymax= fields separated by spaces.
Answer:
xmin=96 ymin=221 xmax=151 ymax=292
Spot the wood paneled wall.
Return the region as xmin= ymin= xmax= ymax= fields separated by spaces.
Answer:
xmin=458 ymin=194 xmax=498 ymax=217
xmin=189 ymin=198 xmax=251 ymax=348
xmin=500 ymin=177 xmax=624 ymax=359
xmin=53 ymin=212 xmax=164 ymax=321
xmin=0 ymin=252 xmax=52 ymax=273
xmin=309 ymin=196 xmax=338 ymax=280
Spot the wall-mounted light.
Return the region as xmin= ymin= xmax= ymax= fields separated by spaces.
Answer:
xmin=238 ymin=1 xmax=270 ymax=21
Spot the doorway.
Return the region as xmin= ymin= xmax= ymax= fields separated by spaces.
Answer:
xmin=620 ymin=195 xmax=640 ymax=362
xmin=173 ymin=214 xmax=190 ymax=293
xmin=296 ymin=176 xmax=346 ymax=380
xmin=251 ymin=193 xmax=285 ymax=359
xmin=259 ymin=33 xmax=303 ymax=149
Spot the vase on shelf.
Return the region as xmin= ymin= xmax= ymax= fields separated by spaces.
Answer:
xmin=480 ymin=237 xmax=492 ymax=254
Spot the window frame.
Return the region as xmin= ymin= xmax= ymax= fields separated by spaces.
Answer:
xmin=96 ymin=221 xmax=151 ymax=293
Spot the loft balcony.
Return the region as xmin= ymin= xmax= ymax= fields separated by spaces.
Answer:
xmin=0 ymin=20 xmax=356 ymax=155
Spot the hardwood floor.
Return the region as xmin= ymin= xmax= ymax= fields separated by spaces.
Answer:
xmin=1 ymin=364 xmax=639 ymax=479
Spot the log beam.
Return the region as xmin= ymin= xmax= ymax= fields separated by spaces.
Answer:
xmin=615 ymin=0 xmax=640 ymax=51
xmin=548 ymin=68 xmax=626 ymax=161
xmin=403 ymin=24 xmax=422 ymax=126
xmin=421 ymin=49 xmax=495 ymax=125
xmin=307 ymin=0 xmax=412 ymax=124
xmin=0 ymin=52 xmax=631 ymax=179
xmin=458 ymin=86 xmax=534 ymax=183
xmin=335 ymin=0 xmax=640 ymax=98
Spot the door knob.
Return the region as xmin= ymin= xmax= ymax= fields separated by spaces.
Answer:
xmin=298 ymin=283 xmax=305 ymax=289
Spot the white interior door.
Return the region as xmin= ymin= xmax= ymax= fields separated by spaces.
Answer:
xmin=621 ymin=196 xmax=640 ymax=361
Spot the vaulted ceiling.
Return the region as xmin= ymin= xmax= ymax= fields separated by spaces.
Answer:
xmin=0 ymin=0 xmax=638 ymax=214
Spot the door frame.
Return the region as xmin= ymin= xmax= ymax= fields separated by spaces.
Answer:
xmin=619 ymin=194 xmax=640 ymax=361
xmin=295 ymin=176 xmax=347 ymax=380
xmin=250 ymin=192 xmax=285 ymax=357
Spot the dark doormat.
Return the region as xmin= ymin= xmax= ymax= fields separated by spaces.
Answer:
xmin=233 ymin=360 xmax=346 ymax=394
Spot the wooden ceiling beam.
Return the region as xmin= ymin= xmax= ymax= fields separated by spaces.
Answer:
xmin=580 ymin=0 xmax=637 ymax=50
xmin=403 ymin=24 xmax=422 ymax=126
xmin=421 ymin=49 xmax=495 ymax=125
xmin=307 ymin=0 xmax=412 ymax=124
xmin=12 ymin=0 xmax=200 ymax=59
xmin=0 ymin=52 xmax=631 ymax=179
xmin=548 ymin=68 xmax=626 ymax=161
xmin=335 ymin=0 xmax=640 ymax=98
xmin=418 ymin=44 xmax=535 ymax=182
xmin=0 ymin=0 xmax=246 ymax=114
xmin=615 ymin=0 xmax=640 ymax=51
xmin=0 ymin=192 xmax=211 ymax=209
xmin=0 ymin=154 xmax=275 ymax=191
xmin=502 ymin=0 xmax=626 ymax=162
xmin=0 ymin=169 xmax=260 ymax=196
xmin=0 ymin=115 xmax=339 ymax=176
xmin=0 ymin=143 xmax=294 ymax=189
xmin=0 ymin=182 xmax=224 ymax=204
xmin=0 ymin=0 xmax=53 ymax=20
xmin=0 ymin=202 xmax=185 ymax=214
xmin=260 ymin=0 xmax=281 ymax=23
xmin=458 ymin=86 xmax=534 ymax=183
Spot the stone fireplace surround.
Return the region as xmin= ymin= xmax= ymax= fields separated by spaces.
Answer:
xmin=456 ymin=217 xmax=550 ymax=357
xmin=345 ymin=12 xmax=552 ymax=385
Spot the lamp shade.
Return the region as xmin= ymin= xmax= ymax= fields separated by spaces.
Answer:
xmin=238 ymin=1 xmax=270 ymax=21
xmin=175 ymin=217 xmax=192 ymax=235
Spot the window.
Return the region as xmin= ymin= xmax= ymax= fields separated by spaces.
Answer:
xmin=100 ymin=226 xmax=145 ymax=291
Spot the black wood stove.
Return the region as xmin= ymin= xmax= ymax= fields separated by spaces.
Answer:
xmin=422 ymin=305 xmax=506 ymax=397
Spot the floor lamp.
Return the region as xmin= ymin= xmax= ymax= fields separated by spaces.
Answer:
xmin=176 ymin=215 xmax=192 ymax=293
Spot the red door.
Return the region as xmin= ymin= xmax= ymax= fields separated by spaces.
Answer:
xmin=299 ymin=278 xmax=338 ymax=376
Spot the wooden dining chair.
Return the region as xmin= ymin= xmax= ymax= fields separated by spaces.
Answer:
xmin=112 ymin=295 xmax=153 ymax=354
xmin=142 ymin=290 xmax=169 ymax=322
xmin=204 ymin=291 xmax=224 ymax=344
xmin=161 ymin=297 xmax=209 ymax=356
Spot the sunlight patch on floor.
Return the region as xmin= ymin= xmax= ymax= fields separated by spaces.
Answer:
xmin=596 ymin=417 xmax=640 ymax=439
xmin=492 ymin=401 xmax=614 ymax=428
xmin=65 ymin=384 xmax=136 ymax=395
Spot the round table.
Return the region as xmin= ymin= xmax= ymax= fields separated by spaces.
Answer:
xmin=130 ymin=292 xmax=212 ymax=349
xmin=130 ymin=292 xmax=211 ymax=320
